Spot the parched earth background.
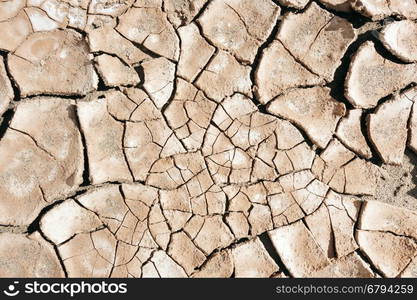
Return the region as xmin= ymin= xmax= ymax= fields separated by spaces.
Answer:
xmin=1 ymin=0 xmax=417 ymax=278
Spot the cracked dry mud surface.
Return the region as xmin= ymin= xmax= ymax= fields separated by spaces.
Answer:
xmin=1 ymin=0 xmax=417 ymax=279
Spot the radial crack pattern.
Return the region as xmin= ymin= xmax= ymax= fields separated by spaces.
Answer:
xmin=0 ymin=0 xmax=417 ymax=278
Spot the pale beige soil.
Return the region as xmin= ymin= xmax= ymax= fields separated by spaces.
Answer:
xmin=0 ymin=0 xmax=417 ymax=278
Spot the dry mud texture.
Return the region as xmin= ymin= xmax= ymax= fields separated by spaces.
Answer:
xmin=1 ymin=0 xmax=417 ymax=278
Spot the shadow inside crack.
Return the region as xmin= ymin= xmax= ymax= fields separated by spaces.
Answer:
xmin=406 ymin=149 xmax=417 ymax=200
xmin=0 ymin=109 xmax=14 ymax=140
xmin=258 ymin=232 xmax=292 ymax=277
